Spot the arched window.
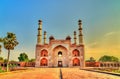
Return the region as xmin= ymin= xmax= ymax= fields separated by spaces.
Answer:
xmin=41 ymin=49 xmax=48 ymax=57
xmin=40 ymin=58 xmax=48 ymax=66
xmin=111 ymin=64 xmax=113 ymax=67
xmin=58 ymin=51 xmax=62 ymax=57
xmin=104 ymin=64 xmax=106 ymax=67
xmin=73 ymin=58 xmax=80 ymax=66
xmin=117 ymin=64 xmax=119 ymax=67
xmin=72 ymin=49 xmax=80 ymax=56
xmin=100 ymin=63 xmax=103 ymax=67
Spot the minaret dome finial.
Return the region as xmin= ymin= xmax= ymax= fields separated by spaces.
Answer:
xmin=78 ymin=19 xmax=82 ymax=25
xmin=38 ymin=20 xmax=42 ymax=25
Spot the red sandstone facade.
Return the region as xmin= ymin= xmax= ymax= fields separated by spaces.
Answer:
xmin=35 ymin=20 xmax=85 ymax=67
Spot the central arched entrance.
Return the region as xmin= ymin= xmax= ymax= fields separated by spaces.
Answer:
xmin=73 ymin=58 xmax=80 ymax=66
xmin=52 ymin=45 xmax=68 ymax=67
xmin=40 ymin=58 xmax=48 ymax=66
xmin=58 ymin=51 xmax=63 ymax=67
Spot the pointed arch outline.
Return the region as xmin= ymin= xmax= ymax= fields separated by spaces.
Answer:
xmin=72 ymin=49 xmax=80 ymax=57
xmin=40 ymin=58 xmax=48 ymax=66
xmin=40 ymin=49 xmax=48 ymax=57
xmin=72 ymin=58 xmax=80 ymax=66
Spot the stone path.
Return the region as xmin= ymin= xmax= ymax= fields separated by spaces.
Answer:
xmin=62 ymin=68 xmax=120 ymax=79
xmin=0 ymin=68 xmax=59 ymax=79
xmin=0 ymin=68 xmax=119 ymax=79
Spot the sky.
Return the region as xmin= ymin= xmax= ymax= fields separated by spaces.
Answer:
xmin=0 ymin=0 xmax=120 ymax=61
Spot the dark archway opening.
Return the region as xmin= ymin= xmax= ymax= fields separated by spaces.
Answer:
xmin=40 ymin=58 xmax=48 ymax=66
xmin=58 ymin=61 xmax=62 ymax=67
xmin=73 ymin=58 xmax=80 ymax=66
xmin=58 ymin=51 xmax=62 ymax=57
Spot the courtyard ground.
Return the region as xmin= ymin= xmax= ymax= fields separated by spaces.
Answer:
xmin=0 ymin=68 xmax=119 ymax=79
xmin=62 ymin=68 xmax=120 ymax=79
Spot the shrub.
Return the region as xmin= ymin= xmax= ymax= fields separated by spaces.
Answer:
xmin=0 ymin=66 xmax=5 ymax=73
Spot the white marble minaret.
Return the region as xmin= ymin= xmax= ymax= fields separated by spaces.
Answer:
xmin=78 ymin=20 xmax=83 ymax=45
xmin=43 ymin=31 xmax=47 ymax=44
xmin=74 ymin=31 xmax=77 ymax=44
xmin=37 ymin=20 xmax=42 ymax=44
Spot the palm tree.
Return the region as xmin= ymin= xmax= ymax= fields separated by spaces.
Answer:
xmin=0 ymin=32 xmax=19 ymax=72
xmin=0 ymin=45 xmax=1 ymax=54
xmin=0 ymin=38 xmax=2 ymax=54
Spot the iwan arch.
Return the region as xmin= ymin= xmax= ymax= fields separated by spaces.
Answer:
xmin=35 ymin=20 xmax=85 ymax=68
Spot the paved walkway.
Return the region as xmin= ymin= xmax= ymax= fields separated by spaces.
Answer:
xmin=0 ymin=68 xmax=119 ymax=79
xmin=0 ymin=68 xmax=59 ymax=79
xmin=62 ymin=68 xmax=120 ymax=79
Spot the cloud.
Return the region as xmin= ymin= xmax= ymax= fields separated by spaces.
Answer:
xmin=104 ymin=31 xmax=116 ymax=37
xmin=85 ymin=31 xmax=120 ymax=60
xmin=87 ymin=42 xmax=99 ymax=48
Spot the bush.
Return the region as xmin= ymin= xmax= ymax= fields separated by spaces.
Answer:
xmin=0 ymin=66 xmax=5 ymax=73
xmin=9 ymin=64 xmax=18 ymax=71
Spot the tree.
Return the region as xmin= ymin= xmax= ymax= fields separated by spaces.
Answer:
xmin=86 ymin=57 xmax=96 ymax=62
xmin=0 ymin=45 xmax=1 ymax=54
xmin=29 ymin=58 xmax=35 ymax=62
xmin=0 ymin=57 xmax=4 ymax=62
xmin=18 ymin=53 xmax=29 ymax=62
xmin=99 ymin=55 xmax=119 ymax=62
xmin=0 ymin=32 xmax=19 ymax=72
xmin=4 ymin=59 xmax=8 ymax=63
xmin=0 ymin=38 xmax=2 ymax=54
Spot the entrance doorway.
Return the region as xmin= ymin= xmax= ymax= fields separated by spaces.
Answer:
xmin=58 ymin=61 xmax=62 ymax=67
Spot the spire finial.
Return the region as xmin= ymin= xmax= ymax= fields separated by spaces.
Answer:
xmin=38 ymin=20 xmax=42 ymax=25
xmin=78 ymin=19 xmax=82 ymax=25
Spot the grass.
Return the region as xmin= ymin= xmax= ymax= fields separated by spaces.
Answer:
xmin=112 ymin=70 xmax=120 ymax=73
xmin=92 ymin=67 xmax=120 ymax=74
